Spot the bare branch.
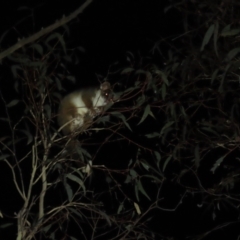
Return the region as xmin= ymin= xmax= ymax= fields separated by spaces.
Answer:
xmin=0 ymin=0 xmax=92 ymax=61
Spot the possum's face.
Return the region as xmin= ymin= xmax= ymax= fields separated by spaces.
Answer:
xmin=100 ymin=82 xmax=114 ymax=104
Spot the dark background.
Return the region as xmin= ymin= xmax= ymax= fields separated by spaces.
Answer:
xmin=1 ymin=0 xmax=237 ymax=239
xmin=0 ymin=0 xmax=180 ymax=83
xmin=0 ymin=1 xmax=183 ymax=239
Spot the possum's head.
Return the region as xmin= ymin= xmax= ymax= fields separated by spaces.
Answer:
xmin=100 ymin=82 xmax=114 ymax=104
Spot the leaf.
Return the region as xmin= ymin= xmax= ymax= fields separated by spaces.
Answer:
xmin=140 ymin=161 xmax=150 ymax=171
xmin=0 ymin=223 xmax=13 ymax=229
xmin=111 ymin=112 xmax=132 ymax=131
xmin=66 ymin=173 xmax=86 ymax=195
xmin=211 ymin=69 xmax=219 ymax=85
xmin=0 ymin=30 xmax=9 ymax=45
xmin=211 ymin=155 xmax=227 ymax=173
xmin=145 ymin=132 xmax=160 ymax=138
xmin=19 ymin=130 xmax=33 ymax=145
xmin=54 ymin=77 xmax=62 ymax=90
xmin=219 ymin=63 xmax=231 ymax=92
xmin=8 ymin=55 xmax=30 ymax=63
xmin=69 ymin=207 xmax=83 ymax=219
xmin=200 ymin=127 xmax=219 ymax=136
xmin=180 ymin=106 xmax=187 ymax=118
xmin=134 ymin=202 xmax=141 ymax=215
xmin=30 ymin=43 xmax=43 ymax=55
xmin=154 ymin=151 xmax=161 ymax=168
xmin=63 ymin=177 xmax=73 ymax=202
xmin=143 ymin=174 xmax=162 ymax=183
xmin=135 ymin=95 xmax=146 ymax=107
xmin=49 ymin=232 xmax=55 ymax=239
xmin=163 ymin=155 xmax=172 ymax=172
xmin=128 ymin=158 xmax=133 ymax=167
xmin=221 ymin=24 xmax=231 ymax=33
xmin=201 ymin=24 xmax=214 ymax=51
xmin=58 ymin=74 xmax=76 ymax=83
xmin=135 ymin=69 xmax=147 ymax=75
xmin=62 ymin=23 xmax=70 ymax=36
xmin=135 ymin=183 xmax=139 ymax=201
xmin=0 ymin=154 xmax=10 ymax=160
xmin=123 ymin=86 xmax=140 ymax=94
xmin=100 ymin=211 xmax=112 ymax=226
xmin=76 ymin=46 xmax=86 ymax=52
xmin=76 ymin=147 xmax=91 ymax=159
xmin=170 ymin=103 xmax=176 ymax=119
xmin=226 ymin=48 xmax=240 ymax=61
xmin=44 ymin=104 xmax=51 ymax=119
xmin=130 ymin=169 xmax=138 ymax=178
xmin=138 ymin=105 xmax=155 ymax=125
xmin=172 ymin=62 xmax=179 ymax=72
xmin=124 ymin=175 xmax=131 ymax=184
xmin=137 ymin=180 xmax=151 ymax=200
xmin=161 ymin=83 xmax=167 ymax=100
xmin=121 ymin=67 xmax=135 ymax=74
xmin=182 ymin=125 xmax=187 ymax=141
xmin=117 ymin=203 xmax=124 ymax=214
xmin=45 ymin=32 xmax=66 ymax=53
xmin=6 ymin=99 xmax=19 ymax=107
xmin=42 ymin=223 xmax=52 ymax=233
xmin=14 ymin=80 xmax=19 ymax=93
xmin=155 ymin=70 xmax=169 ymax=85
xmin=69 ymin=237 xmax=78 ymax=240
xmin=81 ymin=148 xmax=91 ymax=158
xmin=11 ymin=65 xmax=22 ymax=78
xmin=160 ymin=121 xmax=174 ymax=136
xmin=221 ymin=28 xmax=240 ymax=37
xmin=213 ymin=21 xmax=219 ymax=56
xmin=82 ymin=162 xmax=92 ymax=176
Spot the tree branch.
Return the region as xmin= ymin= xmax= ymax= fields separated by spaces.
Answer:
xmin=0 ymin=0 xmax=93 ymax=61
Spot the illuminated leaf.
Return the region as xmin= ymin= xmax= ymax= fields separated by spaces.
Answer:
xmin=134 ymin=202 xmax=141 ymax=215
xmin=211 ymin=155 xmax=227 ymax=173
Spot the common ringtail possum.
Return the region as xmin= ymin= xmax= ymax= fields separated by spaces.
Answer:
xmin=58 ymin=81 xmax=113 ymax=135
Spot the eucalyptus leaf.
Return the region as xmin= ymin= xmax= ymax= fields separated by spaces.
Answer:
xmin=211 ymin=155 xmax=226 ymax=173
xmin=201 ymin=24 xmax=214 ymax=51
xmin=6 ymin=99 xmax=19 ymax=108
xmin=138 ymin=105 xmax=155 ymax=125
xmin=137 ymin=180 xmax=151 ymax=200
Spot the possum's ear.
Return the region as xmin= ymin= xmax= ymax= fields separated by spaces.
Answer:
xmin=100 ymin=82 xmax=111 ymax=91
